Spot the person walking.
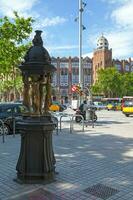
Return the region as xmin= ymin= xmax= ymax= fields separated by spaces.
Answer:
xmin=79 ymin=100 xmax=88 ymax=120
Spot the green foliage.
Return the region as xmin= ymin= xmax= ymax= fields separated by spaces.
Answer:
xmin=92 ymin=67 xmax=133 ymax=97
xmin=0 ymin=12 xmax=34 ymax=100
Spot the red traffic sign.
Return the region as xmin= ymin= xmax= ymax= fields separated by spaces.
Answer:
xmin=71 ymin=85 xmax=77 ymax=92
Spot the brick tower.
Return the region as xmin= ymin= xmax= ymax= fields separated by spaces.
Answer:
xmin=92 ymin=35 xmax=112 ymax=83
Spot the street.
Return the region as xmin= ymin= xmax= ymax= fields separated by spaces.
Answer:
xmin=0 ymin=110 xmax=133 ymax=200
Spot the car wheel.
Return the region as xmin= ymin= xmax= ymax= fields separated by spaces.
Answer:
xmin=125 ymin=114 xmax=129 ymax=117
xmin=0 ymin=124 xmax=10 ymax=135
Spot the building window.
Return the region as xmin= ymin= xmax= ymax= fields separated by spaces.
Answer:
xmin=84 ymin=75 xmax=91 ymax=83
xmin=60 ymin=62 xmax=69 ymax=68
xmin=115 ymin=64 xmax=121 ymax=71
xmin=125 ymin=65 xmax=130 ymax=71
xmin=60 ymin=68 xmax=68 ymax=86
xmin=83 ymin=63 xmax=92 ymax=68
xmin=52 ymin=73 xmax=57 ymax=86
xmin=60 ymin=75 xmax=68 ymax=86
xmin=72 ymin=68 xmax=79 ymax=84
xmin=72 ymin=62 xmax=79 ymax=68
xmin=60 ymin=89 xmax=68 ymax=97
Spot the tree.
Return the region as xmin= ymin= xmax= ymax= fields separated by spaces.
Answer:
xmin=122 ymin=72 xmax=133 ymax=96
xmin=92 ymin=67 xmax=125 ymax=97
xmin=0 ymin=12 xmax=34 ymax=101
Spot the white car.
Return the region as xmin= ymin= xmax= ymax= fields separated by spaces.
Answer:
xmin=93 ymin=102 xmax=107 ymax=110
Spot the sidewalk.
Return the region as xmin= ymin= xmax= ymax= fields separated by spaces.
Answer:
xmin=0 ymin=111 xmax=133 ymax=200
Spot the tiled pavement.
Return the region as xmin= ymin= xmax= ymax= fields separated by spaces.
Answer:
xmin=0 ymin=111 xmax=133 ymax=200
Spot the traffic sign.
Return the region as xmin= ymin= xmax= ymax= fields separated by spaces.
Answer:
xmin=71 ymin=85 xmax=77 ymax=92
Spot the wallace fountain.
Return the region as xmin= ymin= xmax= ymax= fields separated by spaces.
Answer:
xmin=15 ymin=30 xmax=56 ymax=183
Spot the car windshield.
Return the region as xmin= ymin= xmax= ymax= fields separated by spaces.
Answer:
xmin=124 ymin=101 xmax=133 ymax=107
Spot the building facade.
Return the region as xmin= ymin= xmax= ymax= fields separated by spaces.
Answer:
xmin=51 ymin=35 xmax=133 ymax=101
xmin=92 ymin=35 xmax=112 ymax=83
xmin=51 ymin=56 xmax=92 ymax=101
xmin=113 ymin=58 xmax=133 ymax=73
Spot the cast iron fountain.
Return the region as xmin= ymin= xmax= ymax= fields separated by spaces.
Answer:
xmin=16 ymin=30 xmax=56 ymax=183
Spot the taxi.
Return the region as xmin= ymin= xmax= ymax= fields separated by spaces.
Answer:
xmin=49 ymin=104 xmax=60 ymax=112
xmin=122 ymin=96 xmax=133 ymax=117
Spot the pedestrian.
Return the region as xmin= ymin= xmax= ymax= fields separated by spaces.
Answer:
xmin=79 ymin=100 xmax=88 ymax=120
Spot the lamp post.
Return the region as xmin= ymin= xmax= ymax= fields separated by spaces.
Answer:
xmin=78 ymin=0 xmax=86 ymax=103
xmin=15 ymin=30 xmax=56 ymax=183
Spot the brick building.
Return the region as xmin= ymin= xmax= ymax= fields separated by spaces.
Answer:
xmin=92 ymin=35 xmax=133 ymax=83
xmin=113 ymin=58 xmax=133 ymax=73
xmin=51 ymin=56 xmax=92 ymax=101
xmin=51 ymin=35 xmax=133 ymax=101
xmin=92 ymin=35 xmax=112 ymax=83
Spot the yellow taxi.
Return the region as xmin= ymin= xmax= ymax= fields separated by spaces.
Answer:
xmin=122 ymin=96 xmax=133 ymax=117
xmin=49 ymin=104 xmax=60 ymax=112
xmin=107 ymin=103 xmax=114 ymax=111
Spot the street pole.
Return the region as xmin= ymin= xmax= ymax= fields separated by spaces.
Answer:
xmin=79 ymin=0 xmax=83 ymax=92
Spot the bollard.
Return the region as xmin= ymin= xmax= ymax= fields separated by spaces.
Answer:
xmin=70 ymin=114 xmax=84 ymax=133
xmin=13 ymin=117 xmax=16 ymax=137
xmin=60 ymin=114 xmax=72 ymax=133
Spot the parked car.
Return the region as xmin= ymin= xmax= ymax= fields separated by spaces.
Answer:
xmin=122 ymin=96 xmax=133 ymax=117
xmin=93 ymin=102 xmax=107 ymax=110
xmin=49 ymin=104 xmax=67 ymax=112
xmin=0 ymin=102 xmax=28 ymax=135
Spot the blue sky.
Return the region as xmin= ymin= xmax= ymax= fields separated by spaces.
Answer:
xmin=0 ymin=0 xmax=133 ymax=59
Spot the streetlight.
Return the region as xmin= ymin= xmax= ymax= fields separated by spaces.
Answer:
xmin=78 ymin=0 xmax=86 ymax=103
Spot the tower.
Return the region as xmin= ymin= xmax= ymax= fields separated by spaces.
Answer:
xmin=92 ymin=35 xmax=112 ymax=83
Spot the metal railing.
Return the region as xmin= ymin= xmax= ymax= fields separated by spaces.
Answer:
xmin=51 ymin=116 xmax=59 ymax=135
xmin=70 ymin=114 xmax=84 ymax=133
xmin=59 ymin=114 xmax=72 ymax=133
xmin=0 ymin=119 xmax=5 ymax=143
xmin=85 ymin=109 xmax=95 ymax=128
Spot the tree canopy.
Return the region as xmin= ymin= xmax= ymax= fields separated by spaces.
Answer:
xmin=0 ymin=12 xmax=34 ymax=101
xmin=92 ymin=67 xmax=133 ymax=97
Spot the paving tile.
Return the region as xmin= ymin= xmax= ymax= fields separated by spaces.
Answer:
xmin=0 ymin=111 xmax=133 ymax=200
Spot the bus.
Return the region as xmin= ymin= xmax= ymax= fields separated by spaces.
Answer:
xmin=102 ymin=98 xmax=122 ymax=111
xmin=122 ymin=96 xmax=133 ymax=117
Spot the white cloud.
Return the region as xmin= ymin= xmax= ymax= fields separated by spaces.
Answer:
xmin=88 ymin=0 xmax=133 ymax=59
xmin=83 ymin=52 xmax=93 ymax=58
xmin=108 ymin=31 xmax=133 ymax=58
xmin=48 ymin=45 xmax=78 ymax=51
xmin=35 ymin=16 xmax=67 ymax=29
xmin=110 ymin=0 xmax=133 ymax=58
xmin=102 ymin=0 xmax=130 ymax=4
xmin=0 ymin=0 xmax=38 ymax=17
xmin=111 ymin=0 xmax=133 ymax=27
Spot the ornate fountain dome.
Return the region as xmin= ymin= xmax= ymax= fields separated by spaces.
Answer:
xmin=97 ymin=35 xmax=109 ymax=50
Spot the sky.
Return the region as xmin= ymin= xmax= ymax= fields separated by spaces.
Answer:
xmin=0 ymin=0 xmax=133 ymax=59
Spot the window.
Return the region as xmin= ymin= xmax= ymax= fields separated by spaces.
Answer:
xmin=72 ymin=68 xmax=79 ymax=84
xmin=84 ymin=75 xmax=91 ymax=83
xmin=72 ymin=68 xmax=79 ymax=75
xmin=72 ymin=62 xmax=79 ymax=68
xmin=115 ymin=64 xmax=121 ymax=71
xmin=60 ymin=62 xmax=68 ymax=68
xmin=60 ymin=89 xmax=68 ymax=96
xmin=52 ymin=73 xmax=57 ymax=86
xmin=125 ymin=65 xmax=130 ymax=71
xmin=83 ymin=63 xmax=92 ymax=68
